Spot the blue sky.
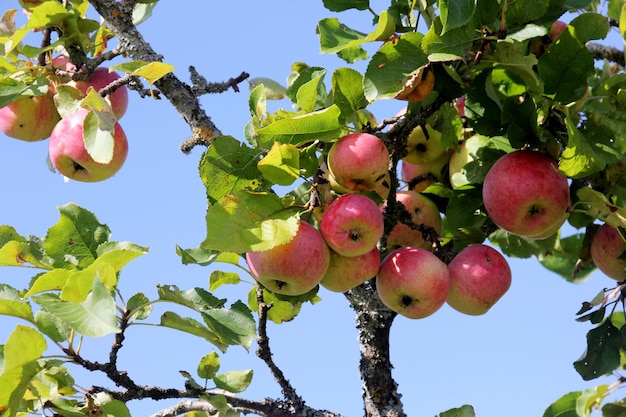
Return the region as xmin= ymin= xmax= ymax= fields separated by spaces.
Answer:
xmin=0 ymin=1 xmax=621 ymax=416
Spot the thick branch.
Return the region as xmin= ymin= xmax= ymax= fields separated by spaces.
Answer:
xmin=587 ymin=42 xmax=625 ymax=67
xmin=345 ymin=283 xmax=406 ymax=417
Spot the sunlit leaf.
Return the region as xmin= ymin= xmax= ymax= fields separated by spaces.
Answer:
xmin=257 ymin=142 xmax=301 ymax=186
xmin=213 ymin=369 xmax=253 ymax=393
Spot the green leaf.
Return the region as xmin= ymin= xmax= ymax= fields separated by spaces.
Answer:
xmin=132 ymin=1 xmax=159 ymax=25
xmin=576 ymin=385 xmax=610 ymax=417
xmin=0 ymin=325 xmax=46 ymax=416
xmin=538 ymin=28 xmax=594 ymax=103
xmin=538 ymin=234 xmax=595 ymax=282
xmin=257 ymin=142 xmax=301 ymax=186
xmin=159 ymin=311 xmax=229 ymax=352
xmin=247 ymin=77 xmax=287 ymax=100
xmin=33 ymin=276 xmax=119 ymax=338
xmin=201 ymin=301 xmax=256 ymax=351
xmin=209 ymin=270 xmax=241 ymax=291
xmin=197 ymin=351 xmax=220 ymax=379
xmin=93 ymin=392 xmax=132 ymax=417
xmin=44 ymin=203 xmax=111 ymax=269
xmin=438 ymin=404 xmax=476 ymax=417
xmin=202 ymin=190 xmax=301 ymax=253
xmin=110 ymin=61 xmax=174 ymax=85
xmin=489 ymin=229 xmax=557 ymax=259
xmin=322 ymin=0 xmax=369 ymax=12
xmin=247 ymin=287 xmax=319 ymax=324
xmin=575 ymin=187 xmax=626 ymax=230
xmin=569 ymin=13 xmax=610 ymax=43
xmin=439 ymin=0 xmax=475 ymax=34
xmin=574 ymin=318 xmax=624 ymax=380
xmin=0 ymin=284 xmax=33 ymax=322
xmin=176 ymin=245 xmax=221 ymax=266
xmin=199 ymin=135 xmax=264 ymax=206
xmin=82 ymin=108 xmax=117 ymax=164
xmin=363 ymin=32 xmax=429 ymax=101
xmin=331 ymin=67 xmax=367 ymax=119
xmin=559 ymin=116 xmax=606 ymax=178
xmin=254 ymin=105 xmax=342 ymax=148
xmin=34 ymin=309 xmax=72 ymax=343
xmin=491 ymin=41 xmax=542 ymax=95
xmin=422 ymin=22 xmax=474 ymax=61
xmin=542 ymin=391 xmax=581 ymax=417
xmin=506 ymin=0 xmax=548 ymax=27
xmin=126 ymin=292 xmax=152 ymax=321
xmin=157 ymin=285 xmax=226 ymax=311
xmin=213 ymin=369 xmax=253 ymax=393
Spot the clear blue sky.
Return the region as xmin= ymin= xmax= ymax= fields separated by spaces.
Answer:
xmin=0 ymin=1 xmax=619 ymax=416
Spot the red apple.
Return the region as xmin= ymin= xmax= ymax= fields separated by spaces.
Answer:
xmin=376 ymin=246 xmax=451 ymax=319
xmin=482 ymin=150 xmax=570 ymax=238
xmin=320 ymin=193 xmax=384 ymax=257
xmin=590 ymin=223 xmax=626 ymax=280
xmin=0 ymin=92 xmax=60 ymax=142
xmin=48 ymin=109 xmax=128 ymax=182
xmin=320 ymin=247 xmax=380 ymax=293
xmin=67 ymin=67 xmax=128 ymax=120
xmin=455 ymin=96 xmax=466 ymax=118
xmin=548 ymin=20 xmax=568 ymax=43
xmin=327 ymin=132 xmax=390 ymax=195
xmin=382 ymin=190 xmax=442 ymax=250
xmin=246 ymin=221 xmax=330 ymax=296
xmin=446 ymin=243 xmax=512 ymax=315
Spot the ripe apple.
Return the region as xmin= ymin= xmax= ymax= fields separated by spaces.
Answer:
xmin=376 ymin=246 xmax=451 ymax=319
xmin=320 ymin=247 xmax=380 ymax=293
xmin=446 ymin=243 xmax=512 ymax=315
xmin=590 ymin=223 xmax=626 ymax=280
xmin=246 ymin=221 xmax=330 ymax=296
xmin=48 ymin=109 xmax=128 ymax=182
xmin=482 ymin=150 xmax=570 ymax=238
xmin=320 ymin=193 xmax=384 ymax=257
xmin=455 ymin=96 xmax=466 ymax=118
xmin=548 ymin=20 xmax=568 ymax=42
xmin=402 ymin=124 xmax=447 ymax=166
xmin=67 ymin=67 xmax=129 ymax=120
xmin=401 ymin=151 xmax=451 ymax=192
xmin=382 ymin=190 xmax=442 ymax=250
xmin=0 ymin=92 xmax=61 ymax=142
xmin=327 ymin=132 xmax=390 ymax=196
xmin=448 ymin=134 xmax=490 ymax=189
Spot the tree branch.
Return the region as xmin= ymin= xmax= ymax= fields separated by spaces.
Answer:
xmin=587 ymin=42 xmax=625 ymax=67
xmin=87 ymin=0 xmax=242 ymax=152
xmin=345 ymin=283 xmax=406 ymax=417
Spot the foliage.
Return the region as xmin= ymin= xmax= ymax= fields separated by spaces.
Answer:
xmin=1 ymin=0 xmax=626 ymax=416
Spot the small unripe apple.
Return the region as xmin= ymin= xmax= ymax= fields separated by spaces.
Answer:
xmin=246 ymin=221 xmax=330 ymax=296
xmin=382 ymin=190 xmax=442 ymax=250
xmin=48 ymin=109 xmax=128 ymax=182
xmin=320 ymin=247 xmax=380 ymax=293
xmin=0 ymin=92 xmax=61 ymax=142
xmin=327 ymin=132 xmax=390 ymax=196
xmin=446 ymin=244 xmax=512 ymax=316
xmin=376 ymin=246 xmax=451 ymax=319
xmin=320 ymin=193 xmax=384 ymax=257
xmin=67 ymin=67 xmax=128 ymax=120
xmin=482 ymin=150 xmax=570 ymax=238
xmin=590 ymin=223 xmax=626 ymax=280
xmin=448 ymin=134 xmax=490 ymax=189
xmin=402 ymin=124 xmax=447 ymax=166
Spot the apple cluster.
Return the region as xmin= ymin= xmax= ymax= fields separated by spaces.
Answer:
xmin=245 ymin=129 xmax=514 ymax=319
xmin=0 ymin=56 xmax=129 ymax=182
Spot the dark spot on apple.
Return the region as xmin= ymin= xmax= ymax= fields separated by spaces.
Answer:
xmin=413 ymin=208 xmax=422 ymax=216
xmin=416 ymin=143 xmax=427 ymax=153
xmin=350 ymin=230 xmax=362 ymax=241
xmin=73 ymin=161 xmax=86 ymax=171
xmin=353 ymin=179 xmax=364 ymax=185
xmin=275 ymin=280 xmax=286 ymax=290
xmin=401 ymin=295 xmax=414 ymax=307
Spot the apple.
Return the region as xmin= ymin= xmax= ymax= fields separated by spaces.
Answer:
xmin=320 ymin=247 xmax=380 ymax=293
xmin=320 ymin=193 xmax=384 ymax=257
xmin=590 ymin=223 xmax=626 ymax=280
xmin=401 ymin=151 xmax=451 ymax=192
xmin=448 ymin=134 xmax=490 ymax=189
xmin=67 ymin=67 xmax=129 ymax=120
xmin=446 ymin=243 xmax=512 ymax=315
xmin=246 ymin=221 xmax=330 ymax=296
xmin=402 ymin=124 xmax=447 ymax=166
xmin=455 ymin=96 xmax=466 ymax=118
xmin=48 ymin=109 xmax=128 ymax=182
xmin=382 ymin=190 xmax=442 ymax=250
xmin=548 ymin=20 xmax=568 ymax=43
xmin=529 ymin=20 xmax=568 ymax=56
xmin=482 ymin=150 xmax=570 ymax=238
xmin=327 ymin=132 xmax=390 ymax=196
xmin=376 ymin=246 xmax=451 ymax=319
xmin=0 ymin=92 xmax=61 ymax=142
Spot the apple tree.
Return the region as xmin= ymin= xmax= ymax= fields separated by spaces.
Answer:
xmin=1 ymin=0 xmax=626 ymax=416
